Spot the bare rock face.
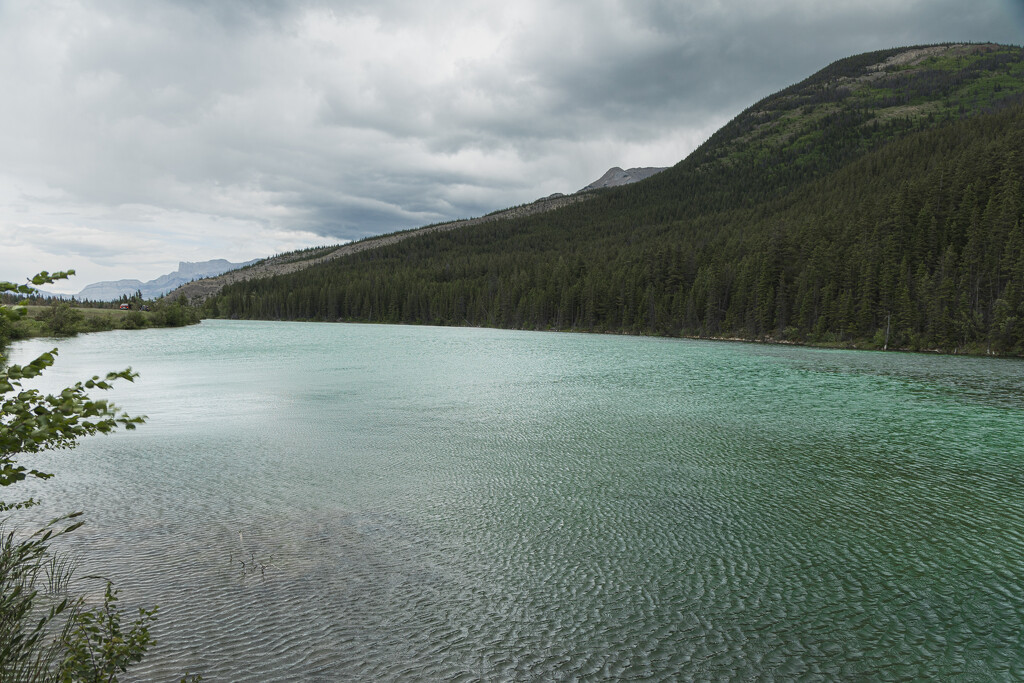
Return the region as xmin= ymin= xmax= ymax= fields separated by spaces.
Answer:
xmin=579 ymin=166 xmax=667 ymax=192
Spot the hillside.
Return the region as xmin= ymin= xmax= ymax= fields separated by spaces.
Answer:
xmin=169 ymin=192 xmax=597 ymax=302
xmin=170 ymin=166 xmax=661 ymax=303
xmin=204 ymin=43 xmax=1024 ymax=355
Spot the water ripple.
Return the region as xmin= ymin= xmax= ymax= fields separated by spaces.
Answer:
xmin=8 ymin=322 xmax=1024 ymax=681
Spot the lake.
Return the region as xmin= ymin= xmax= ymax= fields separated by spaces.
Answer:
xmin=9 ymin=320 xmax=1024 ymax=680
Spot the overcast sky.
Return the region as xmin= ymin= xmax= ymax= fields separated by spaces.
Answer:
xmin=2 ymin=0 xmax=1022 ymax=292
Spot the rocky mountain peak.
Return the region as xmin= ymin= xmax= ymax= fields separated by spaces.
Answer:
xmin=579 ymin=166 xmax=668 ymax=192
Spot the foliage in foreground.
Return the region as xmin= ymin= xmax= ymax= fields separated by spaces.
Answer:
xmin=0 ymin=514 xmax=157 ymax=682
xmin=0 ymin=348 xmax=143 ymax=496
xmin=1 ymin=272 xmax=195 ymax=681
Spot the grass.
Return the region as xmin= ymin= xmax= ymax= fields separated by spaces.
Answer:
xmin=7 ymin=301 xmax=198 ymax=340
xmin=23 ymin=305 xmax=150 ymax=320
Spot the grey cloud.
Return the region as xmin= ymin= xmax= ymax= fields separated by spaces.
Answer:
xmin=1 ymin=0 xmax=1022 ymax=267
xmin=499 ymin=0 xmax=1023 ymax=141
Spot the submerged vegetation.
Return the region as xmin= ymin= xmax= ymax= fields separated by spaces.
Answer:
xmin=205 ymin=44 xmax=1024 ymax=355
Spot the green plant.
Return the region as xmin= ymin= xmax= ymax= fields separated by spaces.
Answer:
xmin=35 ymin=305 xmax=84 ymax=338
xmin=118 ymin=311 xmax=146 ymax=330
xmin=83 ymin=316 xmax=114 ymax=333
xmin=56 ymin=582 xmax=157 ymax=683
xmin=0 ymin=515 xmax=82 ymax=682
xmin=0 ymin=271 xmax=186 ymax=681
xmin=0 ymin=348 xmax=143 ymax=498
xmin=152 ymin=298 xmax=199 ymax=328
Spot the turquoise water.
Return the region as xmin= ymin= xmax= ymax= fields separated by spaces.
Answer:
xmin=9 ymin=320 xmax=1024 ymax=680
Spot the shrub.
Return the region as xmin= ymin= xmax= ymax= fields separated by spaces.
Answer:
xmin=35 ymin=303 xmax=84 ymax=337
xmin=119 ymin=311 xmax=148 ymax=330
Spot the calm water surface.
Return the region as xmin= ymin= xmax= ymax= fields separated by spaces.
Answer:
xmin=10 ymin=320 xmax=1024 ymax=681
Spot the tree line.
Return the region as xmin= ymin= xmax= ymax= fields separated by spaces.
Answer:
xmin=208 ymin=102 xmax=1024 ymax=354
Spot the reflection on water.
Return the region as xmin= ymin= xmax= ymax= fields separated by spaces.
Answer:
xmin=10 ymin=321 xmax=1024 ymax=681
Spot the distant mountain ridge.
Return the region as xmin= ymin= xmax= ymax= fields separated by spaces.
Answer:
xmin=78 ymin=259 xmax=259 ymax=301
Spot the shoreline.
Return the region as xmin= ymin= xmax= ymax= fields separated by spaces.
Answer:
xmin=204 ymin=316 xmax=1024 ymax=360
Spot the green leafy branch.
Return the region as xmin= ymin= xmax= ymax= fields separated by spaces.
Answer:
xmin=56 ymin=580 xmax=157 ymax=683
xmin=0 ymin=271 xmax=76 ymax=326
xmin=0 ymin=350 xmax=145 ymax=490
xmin=1 ymin=271 xmax=145 ymax=500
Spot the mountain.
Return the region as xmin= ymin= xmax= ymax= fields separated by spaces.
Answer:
xmin=168 ymin=166 xmax=665 ymax=302
xmin=200 ymin=43 xmax=1024 ymax=355
xmin=167 ymin=193 xmax=606 ymax=302
xmin=579 ymin=167 xmax=667 ymax=192
xmin=78 ymin=259 xmax=259 ymax=301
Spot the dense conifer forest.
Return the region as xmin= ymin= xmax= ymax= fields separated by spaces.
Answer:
xmin=206 ymin=44 xmax=1024 ymax=354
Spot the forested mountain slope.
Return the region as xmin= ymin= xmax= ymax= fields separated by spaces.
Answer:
xmin=207 ymin=43 xmax=1024 ymax=354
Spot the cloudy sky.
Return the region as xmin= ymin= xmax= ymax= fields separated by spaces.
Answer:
xmin=2 ymin=0 xmax=1022 ymax=293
